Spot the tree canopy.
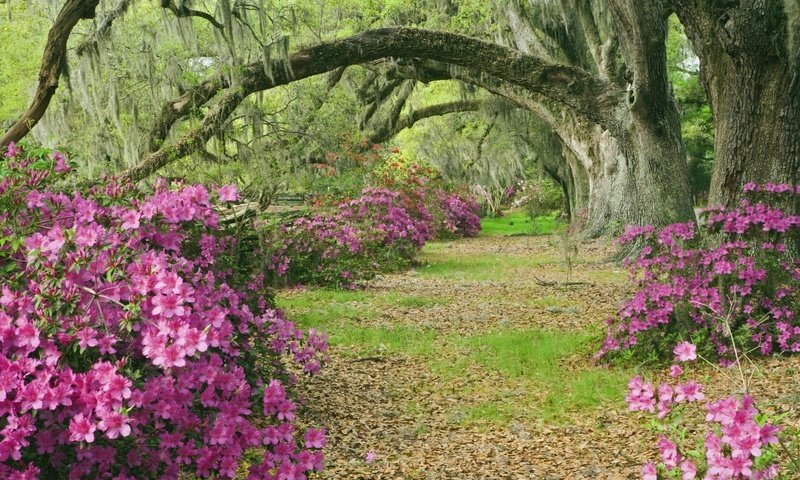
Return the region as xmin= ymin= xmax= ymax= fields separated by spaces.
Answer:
xmin=1 ymin=0 xmax=798 ymax=233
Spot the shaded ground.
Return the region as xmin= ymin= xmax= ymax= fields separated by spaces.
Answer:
xmin=279 ymin=216 xmax=800 ymax=479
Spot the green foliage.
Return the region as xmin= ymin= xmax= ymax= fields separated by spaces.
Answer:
xmin=0 ymin=2 xmax=49 ymax=122
xmin=515 ymin=177 xmax=564 ymax=220
xmin=667 ymin=15 xmax=714 ymax=203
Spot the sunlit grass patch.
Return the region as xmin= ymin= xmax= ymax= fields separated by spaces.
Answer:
xmin=461 ymin=329 xmax=589 ymax=380
xmin=462 ymin=401 xmax=516 ymax=425
xmin=276 ymin=289 xmax=447 ymax=330
xmin=331 ymin=324 xmax=438 ymax=357
xmin=440 ymin=328 xmax=628 ymax=424
xmin=562 ymin=369 xmax=628 ymax=411
xmin=480 ymin=211 xmax=559 ymax=236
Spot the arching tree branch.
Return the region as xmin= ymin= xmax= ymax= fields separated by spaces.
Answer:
xmin=1 ymin=0 xmax=101 ymax=149
xmin=369 ymin=99 xmax=483 ymax=144
xmin=76 ymin=0 xmax=133 ymax=57
xmin=123 ymin=27 xmax=622 ymax=181
xmin=160 ymin=0 xmax=224 ymax=30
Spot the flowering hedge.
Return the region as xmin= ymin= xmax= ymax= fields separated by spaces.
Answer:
xmin=600 ymin=184 xmax=800 ymax=363
xmin=0 ymin=144 xmax=328 ymax=479
xmin=262 ymin=186 xmax=480 ymax=288
xmin=261 ymin=187 xmax=433 ymax=287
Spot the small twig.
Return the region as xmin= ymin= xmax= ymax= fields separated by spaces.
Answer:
xmin=533 ymin=275 xmax=594 ymax=287
xmin=348 ymin=356 xmax=388 ymax=363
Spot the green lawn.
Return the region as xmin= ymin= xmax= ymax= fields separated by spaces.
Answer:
xmin=480 ymin=210 xmax=560 ymax=236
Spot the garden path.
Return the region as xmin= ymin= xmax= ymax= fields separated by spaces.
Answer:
xmin=280 ymin=227 xmax=652 ymax=479
xmin=279 ymin=225 xmax=800 ymax=479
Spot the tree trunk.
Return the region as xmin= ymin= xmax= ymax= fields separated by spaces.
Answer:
xmin=674 ymin=0 xmax=800 ymax=207
xmin=710 ymin=62 xmax=799 ymax=206
xmin=557 ymin=118 xmax=694 ymax=238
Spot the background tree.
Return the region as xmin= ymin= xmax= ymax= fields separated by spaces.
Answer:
xmin=14 ymin=0 xmax=796 ymax=235
xmin=672 ymin=0 xmax=800 ymax=207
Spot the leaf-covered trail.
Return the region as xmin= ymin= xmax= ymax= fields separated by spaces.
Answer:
xmin=282 ymin=234 xmax=653 ymax=479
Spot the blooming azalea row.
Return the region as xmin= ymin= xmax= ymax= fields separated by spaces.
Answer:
xmin=629 ymin=343 xmax=781 ymax=479
xmin=0 ymin=144 xmax=328 ymax=479
xmin=600 ymin=184 xmax=800 ymax=362
xmin=261 ymin=187 xmax=480 ymax=288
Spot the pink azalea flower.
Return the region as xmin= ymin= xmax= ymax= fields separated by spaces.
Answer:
xmin=673 ymin=341 xmax=697 ymax=362
xmin=120 ymin=209 xmax=141 ymax=230
xmin=215 ymin=185 xmax=239 ymax=202
xmin=97 ymin=411 xmax=131 ymax=439
xmin=69 ymin=414 xmax=96 ymax=443
xmin=304 ymin=428 xmax=326 ymax=449
xmin=365 ymin=450 xmax=376 ymax=463
xmin=669 ymin=364 xmax=683 ymax=377
xmin=52 ymin=152 xmax=70 ymax=173
xmin=642 ymin=462 xmax=657 ymax=480
xmin=151 ymin=293 xmax=186 ymax=318
xmin=658 ymin=435 xmax=680 ymax=468
xmin=674 ymin=381 xmax=704 ymax=403
xmin=626 ymin=376 xmax=655 ymax=412
xmin=5 ymin=141 xmax=20 ymax=158
xmin=680 ymin=459 xmax=696 ymax=480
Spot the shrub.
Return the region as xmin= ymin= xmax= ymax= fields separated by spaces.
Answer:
xmin=512 ymin=177 xmax=563 ymax=220
xmin=261 ymin=188 xmax=432 ymax=288
xmin=0 ymin=144 xmax=328 ymax=479
xmin=435 ymin=190 xmax=481 ymax=238
xmin=600 ymin=184 xmax=800 ymax=364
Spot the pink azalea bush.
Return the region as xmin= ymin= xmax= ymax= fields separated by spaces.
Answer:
xmin=600 ymin=184 xmax=800 ymax=363
xmin=602 ymin=184 xmax=800 ymax=478
xmin=435 ymin=190 xmax=481 ymax=238
xmin=261 ymin=188 xmax=433 ymax=287
xmin=0 ymin=144 xmax=328 ymax=479
xmin=627 ymin=343 xmax=782 ymax=479
xmin=261 ymin=186 xmax=481 ymax=288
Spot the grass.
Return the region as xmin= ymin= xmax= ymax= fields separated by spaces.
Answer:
xmin=276 ymin=288 xmax=444 ymax=357
xmin=275 ymin=232 xmax=628 ymax=428
xmin=480 ymin=210 xmax=560 ymax=237
xmin=462 ymin=329 xmax=590 ymax=379
xmin=333 ymin=324 xmax=438 ymax=357
xmin=450 ymin=328 xmax=628 ymax=423
xmin=276 ymin=288 xmax=448 ymax=330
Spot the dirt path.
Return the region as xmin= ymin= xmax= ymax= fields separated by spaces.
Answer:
xmin=286 ymin=235 xmax=800 ymax=479
xmin=285 ymin=235 xmax=653 ymax=479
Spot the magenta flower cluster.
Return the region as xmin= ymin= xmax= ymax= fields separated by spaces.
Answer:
xmin=435 ymin=190 xmax=481 ymax=238
xmin=0 ymin=144 xmax=328 ymax=479
xmin=600 ymin=185 xmax=800 ymax=362
xmin=630 ymin=343 xmax=781 ymax=479
xmin=262 ymin=187 xmax=480 ymax=287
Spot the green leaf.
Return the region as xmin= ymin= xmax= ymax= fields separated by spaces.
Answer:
xmin=30 ymin=159 xmax=50 ymax=170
